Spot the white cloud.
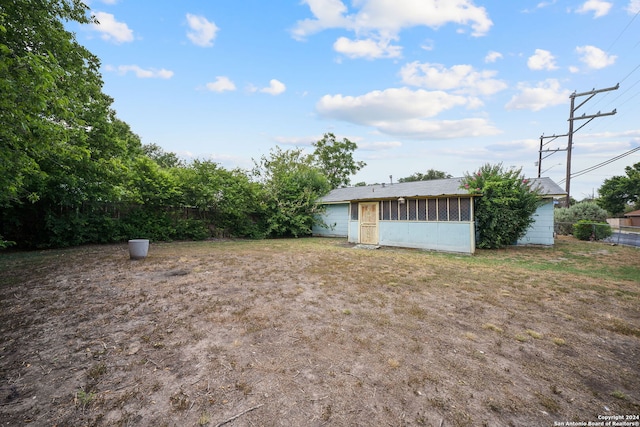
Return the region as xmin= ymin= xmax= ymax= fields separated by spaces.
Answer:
xmin=186 ymin=14 xmax=219 ymax=47
xmin=506 ymin=79 xmax=571 ymax=111
xmin=206 ymin=76 xmax=236 ymax=92
xmin=292 ymin=0 xmax=493 ymax=57
xmin=484 ymin=51 xmax=503 ymax=63
xmin=421 ymin=39 xmax=435 ymax=51
xmin=375 ymin=118 xmax=501 ymax=139
xmin=317 ymin=88 xmax=468 ymax=123
xmin=291 ymin=0 xmax=351 ymax=40
xmin=333 ymin=36 xmax=402 ymax=59
xmin=576 ymin=45 xmax=617 ymax=69
xmin=316 ymin=87 xmax=500 ymax=139
xmin=576 ymin=0 xmax=613 ymax=18
xmin=91 ymin=12 xmax=134 ymax=43
xmin=522 ymin=1 xmax=557 ymax=13
xmin=399 ymin=62 xmax=507 ymax=96
xmin=107 ymin=65 xmax=174 ymax=79
xmin=260 ymin=79 xmax=287 ymax=95
xmin=527 ymin=49 xmax=558 ymax=71
xmin=627 ymin=0 xmax=640 ymax=14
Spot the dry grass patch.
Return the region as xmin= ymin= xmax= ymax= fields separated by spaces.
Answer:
xmin=0 ymin=236 xmax=638 ymax=426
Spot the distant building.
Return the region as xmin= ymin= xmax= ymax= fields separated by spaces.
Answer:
xmin=623 ymin=209 xmax=640 ymax=227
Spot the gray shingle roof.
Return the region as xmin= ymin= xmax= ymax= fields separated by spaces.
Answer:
xmin=318 ymin=177 xmax=566 ymax=203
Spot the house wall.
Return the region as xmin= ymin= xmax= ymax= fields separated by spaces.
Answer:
xmin=516 ymin=199 xmax=555 ymax=246
xmin=312 ymin=203 xmax=349 ymax=237
xmin=315 ymin=196 xmax=552 ymax=253
xmin=378 ymin=221 xmax=475 ymax=254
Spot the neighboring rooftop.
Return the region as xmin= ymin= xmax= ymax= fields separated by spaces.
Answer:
xmin=318 ymin=177 xmax=566 ymax=203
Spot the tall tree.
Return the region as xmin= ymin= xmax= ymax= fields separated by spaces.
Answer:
xmin=398 ymin=169 xmax=452 ymax=182
xmin=312 ymin=133 xmax=366 ymax=189
xmin=0 ymin=0 xmax=104 ymax=206
xmin=597 ymin=162 xmax=640 ymax=215
xmin=253 ymin=147 xmax=330 ymax=237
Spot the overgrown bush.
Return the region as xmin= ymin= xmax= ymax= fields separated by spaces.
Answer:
xmin=573 ymin=220 xmax=612 ymax=241
xmin=461 ymin=163 xmax=542 ymax=249
xmin=555 ymin=202 xmax=609 ymax=235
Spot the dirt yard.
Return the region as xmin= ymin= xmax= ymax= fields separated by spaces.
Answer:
xmin=1 ymin=237 xmax=638 ymax=426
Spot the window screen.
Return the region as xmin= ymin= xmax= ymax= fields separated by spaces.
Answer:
xmin=380 ymin=201 xmax=388 ymax=220
xmin=460 ymin=197 xmax=471 ymax=221
xmin=438 ymin=199 xmax=448 ymax=221
xmin=399 ymin=200 xmax=407 ymax=220
xmin=408 ymin=199 xmax=417 ymax=220
xmin=418 ymin=199 xmax=427 ymax=221
xmin=428 ymin=199 xmax=437 ymax=221
xmin=449 ymin=198 xmax=460 ymax=221
xmin=390 ymin=200 xmax=399 ymax=220
xmin=351 ymin=202 xmax=358 ymax=220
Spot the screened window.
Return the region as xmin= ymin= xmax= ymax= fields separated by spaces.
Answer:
xmin=449 ymin=198 xmax=460 ymax=221
xmin=460 ymin=198 xmax=471 ymax=221
xmin=408 ymin=199 xmax=417 ymax=221
xmin=418 ymin=199 xmax=427 ymax=221
xmin=381 ymin=201 xmax=390 ymax=220
xmin=351 ymin=202 xmax=358 ymax=220
xmin=399 ymin=200 xmax=407 ymax=220
xmin=390 ymin=200 xmax=399 ymax=220
xmin=427 ymin=199 xmax=436 ymax=221
xmin=375 ymin=197 xmax=473 ymax=222
xmin=438 ymin=199 xmax=448 ymax=221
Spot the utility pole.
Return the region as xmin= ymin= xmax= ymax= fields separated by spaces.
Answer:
xmin=564 ymin=84 xmax=618 ymax=206
xmin=538 ymin=133 xmax=568 ymax=178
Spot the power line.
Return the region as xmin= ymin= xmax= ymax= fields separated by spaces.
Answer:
xmin=557 ymin=145 xmax=640 ymax=184
xmin=604 ymin=7 xmax=640 ymax=53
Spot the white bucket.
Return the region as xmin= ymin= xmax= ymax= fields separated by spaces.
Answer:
xmin=128 ymin=239 xmax=149 ymax=260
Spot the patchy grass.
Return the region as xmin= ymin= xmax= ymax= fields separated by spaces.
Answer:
xmin=0 ymin=236 xmax=638 ymax=426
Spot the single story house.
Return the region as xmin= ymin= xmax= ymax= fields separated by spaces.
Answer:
xmin=312 ymin=177 xmax=566 ymax=255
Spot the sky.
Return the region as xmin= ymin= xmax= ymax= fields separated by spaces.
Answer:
xmin=70 ymin=0 xmax=640 ymax=200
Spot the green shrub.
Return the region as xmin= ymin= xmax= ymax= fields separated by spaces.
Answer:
xmin=573 ymin=220 xmax=612 ymax=241
xmin=173 ymin=219 xmax=210 ymax=241
xmin=461 ymin=163 xmax=542 ymax=249
xmin=0 ymin=235 xmax=15 ymax=249
xmin=555 ymin=202 xmax=609 ymax=235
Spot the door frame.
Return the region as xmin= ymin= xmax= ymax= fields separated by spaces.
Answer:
xmin=359 ymin=202 xmax=379 ymax=245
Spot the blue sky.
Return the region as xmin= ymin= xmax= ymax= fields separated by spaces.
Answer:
xmin=72 ymin=0 xmax=640 ymax=200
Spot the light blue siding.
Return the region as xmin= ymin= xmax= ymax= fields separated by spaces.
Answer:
xmin=348 ymin=220 xmax=358 ymax=243
xmin=315 ymin=196 xmax=555 ymax=253
xmin=312 ymin=203 xmax=349 ymax=237
xmin=346 ymin=219 xmax=474 ymax=254
xmin=378 ymin=221 xmax=475 ymax=254
xmin=517 ymin=199 xmax=555 ymax=246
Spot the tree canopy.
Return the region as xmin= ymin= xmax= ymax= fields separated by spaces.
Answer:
xmin=398 ymin=169 xmax=452 ymax=183
xmin=597 ymin=162 xmax=640 ymax=215
xmin=0 ymin=0 xmax=106 ymax=207
xmin=311 ymin=133 xmax=366 ymax=189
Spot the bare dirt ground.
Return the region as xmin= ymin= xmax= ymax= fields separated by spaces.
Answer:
xmin=1 ymin=236 xmax=639 ymax=427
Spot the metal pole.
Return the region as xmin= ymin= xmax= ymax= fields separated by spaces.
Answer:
xmin=538 ymin=135 xmax=543 ymax=178
xmin=565 ymin=95 xmax=575 ymax=207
